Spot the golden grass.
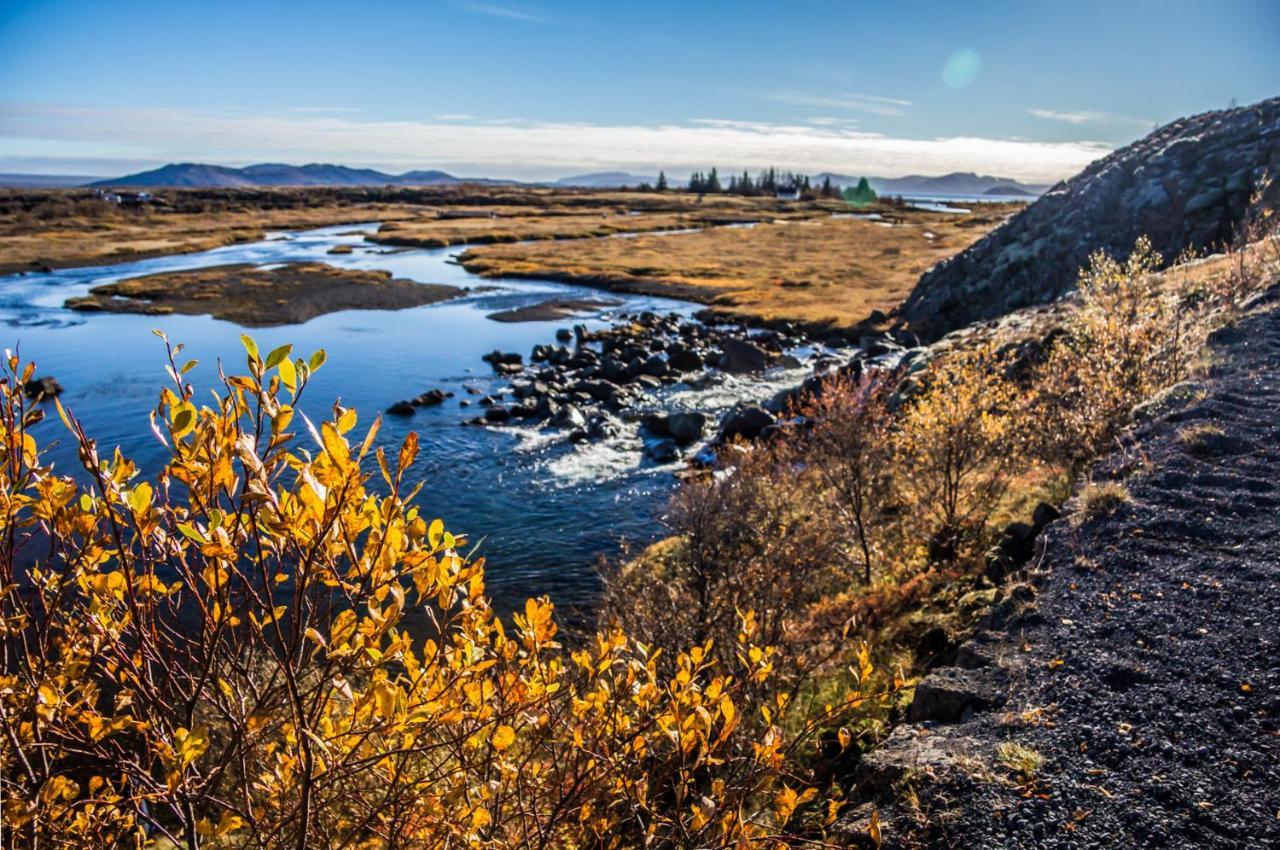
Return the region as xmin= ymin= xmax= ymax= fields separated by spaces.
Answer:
xmin=459 ymin=207 xmax=1015 ymax=330
xmin=0 ymin=204 xmax=421 ymax=274
xmin=0 ymin=186 xmax=848 ymax=275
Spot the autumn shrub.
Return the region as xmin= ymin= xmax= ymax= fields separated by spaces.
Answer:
xmin=892 ymin=344 xmax=1018 ymax=563
xmin=798 ymin=372 xmax=896 ymax=585
xmin=0 ymin=337 xmax=894 ymax=850
xmin=1028 ymin=237 xmax=1206 ymax=468
xmin=601 ymin=435 xmax=847 ymax=685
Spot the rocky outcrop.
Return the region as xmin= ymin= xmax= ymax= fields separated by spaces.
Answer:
xmin=898 ymin=97 xmax=1280 ymax=340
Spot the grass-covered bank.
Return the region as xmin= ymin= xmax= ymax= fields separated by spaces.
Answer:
xmin=458 ymin=206 xmax=1013 ymax=331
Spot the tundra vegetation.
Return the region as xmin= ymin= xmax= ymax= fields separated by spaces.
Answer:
xmin=459 ymin=209 xmax=1011 ymax=330
xmin=2 ymin=213 xmax=1275 ymax=847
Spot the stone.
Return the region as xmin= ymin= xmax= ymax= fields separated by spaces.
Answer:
xmin=719 ymin=403 xmax=776 ymax=441
xmin=483 ymin=406 xmax=511 ymax=423
xmin=646 ymin=439 xmax=680 ymax=463
xmin=907 ymin=667 xmax=1006 ymax=723
xmin=481 ymin=350 xmax=523 ymax=366
xmin=386 ymin=400 xmax=415 ymax=416
xmin=717 ymin=338 xmax=769 ymax=374
xmin=555 ymin=327 xmax=573 ymax=342
xmin=550 ymin=404 xmax=586 ymax=430
xmin=1032 ymin=501 xmax=1061 ymax=529
xmin=666 ymin=411 xmax=708 ymax=444
xmin=641 ymin=353 xmax=669 ymax=377
xmin=666 ymin=343 xmax=704 ymax=372
xmin=413 ymin=388 xmax=447 ymax=406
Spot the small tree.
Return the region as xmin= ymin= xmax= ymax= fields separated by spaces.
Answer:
xmin=800 ymin=372 xmax=895 ymax=584
xmin=655 ymin=170 xmax=668 ymax=192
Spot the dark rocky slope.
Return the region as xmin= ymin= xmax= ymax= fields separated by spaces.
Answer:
xmin=850 ymin=287 xmax=1280 ymax=848
xmin=899 ymin=97 xmax=1280 ymax=340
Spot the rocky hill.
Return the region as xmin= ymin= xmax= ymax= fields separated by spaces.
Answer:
xmin=898 ymin=97 xmax=1280 ymax=340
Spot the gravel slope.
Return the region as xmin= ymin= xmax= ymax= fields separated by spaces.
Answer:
xmin=862 ymin=292 xmax=1280 ymax=848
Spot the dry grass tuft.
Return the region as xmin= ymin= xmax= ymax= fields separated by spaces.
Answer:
xmin=1076 ymin=481 xmax=1132 ymax=523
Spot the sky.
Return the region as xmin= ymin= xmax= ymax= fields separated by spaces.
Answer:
xmin=1 ymin=0 xmax=1277 ymax=182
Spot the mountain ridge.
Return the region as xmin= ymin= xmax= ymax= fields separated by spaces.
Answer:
xmin=80 ymin=162 xmax=1052 ymax=193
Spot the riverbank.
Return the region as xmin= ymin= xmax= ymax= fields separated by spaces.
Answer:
xmin=457 ymin=206 xmax=1016 ymax=331
xmin=64 ymin=262 xmax=463 ymax=326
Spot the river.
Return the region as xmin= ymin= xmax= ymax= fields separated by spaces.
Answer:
xmin=0 ymin=222 xmax=822 ymax=616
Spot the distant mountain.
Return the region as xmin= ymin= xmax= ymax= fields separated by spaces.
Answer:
xmin=88 ymin=163 xmax=501 ymax=189
xmin=555 ymin=172 xmax=659 ymax=188
xmin=0 ymin=173 xmax=107 ymax=188
xmin=814 ymin=171 xmax=1047 ymax=197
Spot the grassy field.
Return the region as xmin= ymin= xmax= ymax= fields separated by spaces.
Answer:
xmin=459 ymin=205 xmax=1018 ymax=330
xmin=0 ymin=186 xmax=845 ymax=275
xmin=0 ymin=194 xmax=426 ymax=275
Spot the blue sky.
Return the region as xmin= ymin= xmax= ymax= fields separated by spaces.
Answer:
xmin=1 ymin=0 xmax=1276 ymax=180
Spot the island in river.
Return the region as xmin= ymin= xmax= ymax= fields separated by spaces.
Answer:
xmin=64 ymin=262 xmax=462 ymax=326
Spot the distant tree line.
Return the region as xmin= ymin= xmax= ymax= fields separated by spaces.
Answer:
xmin=637 ymin=168 xmax=867 ymax=201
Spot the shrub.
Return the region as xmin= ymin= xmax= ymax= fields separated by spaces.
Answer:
xmin=1075 ymin=481 xmax=1132 ymax=523
xmin=0 ymin=337 xmax=891 ymax=849
xmin=798 ymin=372 xmax=896 ymax=584
xmin=1030 ymin=238 xmax=1203 ymax=468
xmin=893 ymin=344 xmax=1018 ymax=563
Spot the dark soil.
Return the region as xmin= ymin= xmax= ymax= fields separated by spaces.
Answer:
xmin=863 ymin=297 xmax=1280 ymax=848
xmin=64 ymin=262 xmax=461 ymax=327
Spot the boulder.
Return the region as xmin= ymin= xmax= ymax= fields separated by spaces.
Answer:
xmin=641 ymin=353 xmax=669 ymax=377
xmin=555 ymin=327 xmax=574 ymax=342
xmin=386 ymin=400 xmax=416 ymax=416
xmin=719 ymin=403 xmax=776 ymax=441
xmin=645 ymin=439 xmax=681 ymax=463
xmin=414 ymin=389 xmax=448 ymax=406
xmin=483 ymin=406 xmax=511 ymax=423
xmin=907 ymin=667 xmax=1006 ymax=723
xmin=481 ymin=350 xmax=523 ymax=366
xmin=717 ymin=338 xmax=769 ymax=374
xmin=666 ymin=343 xmax=704 ymax=372
xmin=551 ymin=404 xmax=586 ymax=430
xmin=666 ymin=411 xmax=708 ymax=444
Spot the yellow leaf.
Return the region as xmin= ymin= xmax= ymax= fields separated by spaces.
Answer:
xmin=491 ymin=724 xmax=516 ymax=752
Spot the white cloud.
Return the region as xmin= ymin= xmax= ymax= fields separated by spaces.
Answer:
xmin=0 ymin=102 xmax=1111 ymax=183
xmin=1030 ymin=108 xmax=1153 ymax=127
xmin=460 ymin=2 xmax=544 ymax=23
xmin=766 ymin=91 xmax=914 ymax=117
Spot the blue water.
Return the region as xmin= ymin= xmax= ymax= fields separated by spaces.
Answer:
xmin=0 ymin=223 xmax=815 ymax=616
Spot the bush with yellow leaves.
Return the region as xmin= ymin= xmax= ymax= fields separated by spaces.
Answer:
xmin=0 ymin=333 xmax=894 ymax=849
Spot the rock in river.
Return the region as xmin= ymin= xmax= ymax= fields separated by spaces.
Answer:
xmin=717 ymin=338 xmax=770 ymax=374
xmin=719 ymin=403 xmax=776 ymax=441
